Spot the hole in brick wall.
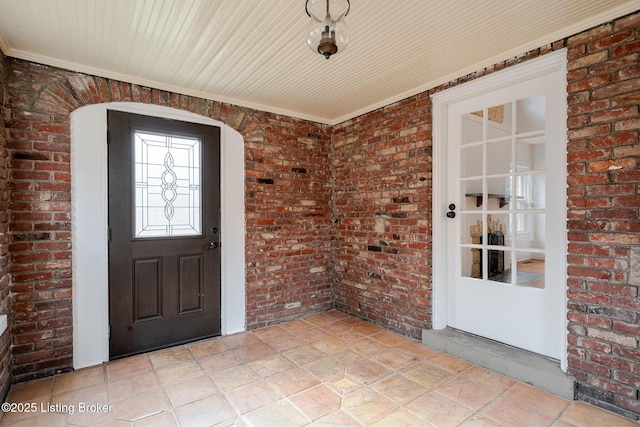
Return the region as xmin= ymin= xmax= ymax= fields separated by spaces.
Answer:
xmin=12 ymin=232 xmax=51 ymax=241
xmin=392 ymin=196 xmax=410 ymax=203
xmin=257 ymin=178 xmax=274 ymax=185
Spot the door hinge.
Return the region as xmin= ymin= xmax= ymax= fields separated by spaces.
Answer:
xmin=108 ymin=325 xmax=111 ymax=338
xmin=106 ymin=129 xmax=111 ymax=144
xmin=107 ymin=227 xmax=111 ymax=242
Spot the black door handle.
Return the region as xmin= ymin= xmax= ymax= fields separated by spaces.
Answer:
xmin=205 ymin=242 xmax=219 ymax=250
xmin=447 ymin=203 xmax=456 ymax=218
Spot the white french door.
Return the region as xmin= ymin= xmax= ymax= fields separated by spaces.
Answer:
xmin=434 ymin=51 xmax=567 ymax=361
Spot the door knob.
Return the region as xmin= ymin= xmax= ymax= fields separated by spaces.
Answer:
xmin=205 ymin=242 xmax=219 ymax=250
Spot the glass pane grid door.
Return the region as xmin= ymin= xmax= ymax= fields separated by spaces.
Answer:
xmin=459 ymin=97 xmax=546 ymax=289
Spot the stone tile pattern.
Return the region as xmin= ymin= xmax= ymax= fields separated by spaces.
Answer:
xmin=1 ymin=311 xmax=636 ymax=426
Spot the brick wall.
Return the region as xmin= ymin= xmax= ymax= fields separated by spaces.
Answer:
xmin=332 ymin=97 xmax=433 ymax=338
xmin=0 ymin=51 xmax=12 ymax=399
xmin=565 ymin=12 xmax=640 ymax=418
xmin=5 ymin=59 xmax=333 ymax=381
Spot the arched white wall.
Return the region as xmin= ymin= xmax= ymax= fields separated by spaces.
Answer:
xmin=71 ymin=103 xmax=246 ymax=369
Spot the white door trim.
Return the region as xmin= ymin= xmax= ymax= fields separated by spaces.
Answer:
xmin=71 ymin=103 xmax=246 ymax=369
xmin=431 ymin=49 xmax=568 ymax=370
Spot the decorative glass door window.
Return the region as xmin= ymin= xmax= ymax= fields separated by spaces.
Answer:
xmin=134 ymin=131 xmax=202 ymax=238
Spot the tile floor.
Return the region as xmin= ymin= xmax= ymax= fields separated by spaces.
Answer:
xmin=0 ymin=310 xmax=637 ymax=426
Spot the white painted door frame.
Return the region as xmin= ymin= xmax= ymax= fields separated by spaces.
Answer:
xmin=71 ymin=103 xmax=246 ymax=369
xmin=431 ymin=50 xmax=568 ymax=370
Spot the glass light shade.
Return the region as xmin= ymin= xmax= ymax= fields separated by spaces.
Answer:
xmin=305 ymin=0 xmax=350 ymax=59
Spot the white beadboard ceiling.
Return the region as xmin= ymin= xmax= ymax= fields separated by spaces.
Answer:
xmin=0 ymin=0 xmax=638 ymax=125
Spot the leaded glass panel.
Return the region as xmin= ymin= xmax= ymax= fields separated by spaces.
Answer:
xmin=134 ymin=131 xmax=202 ymax=238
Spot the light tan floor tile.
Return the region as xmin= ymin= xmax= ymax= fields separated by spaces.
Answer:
xmin=105 ymin=354 xmax=152 ymax=383
xmin=242 ymin=399 xmax=309 ymax=427
xmin=267 ymin=367 xmax=319 ymax=396
xmin=435 ymin=375 xmax=502 ymax=411
xmin=302 ymin=356 xmax=346 ymax=382
xmin=372 ymin=408 xmax=430 ymax=427
xmin=258 ymin=332 xmax=306 ymax=352
xmin=220 ymin=332 xmax=261 ymax=350
xmin=345 ymin=358 xmax=391 ymax=385
xmin=502 ymin=382 xmax=570 ymax=418
xmin=311 ymin=336 xmax=349 ymax=355
xmin=457 ymin=365 xmax=515 ymax=394
xmin=369 ymin=348 xmax=420 ymax=370
xmin=2 ymin=412 xmax=66 ymax=427
xmin=111 ymin=389 xmax=169 ymax=422
xmin=289 ymin=384 xmax=341 ymax=421
xmin=292 ymin=326 xmax=333 ymax=343
xmin=282 ymin=344 xmax=325 ymax=366
xmin=107 ymin=370 xmax=160 ymax=402
xmin=370 ymin=330 xmax=413 ymax=347
xmin=210 ymin=364 xmax=260 ymax=392
xmin=324 ymin=310 xmax=352 ymax=321
xmin=155 ymin=361 xmax=204 ymax=386
xmin=251 ymin=325 xmax=288 ymax=342
xmin=332 ymin=349 xmax=365 ymax=365
xmin=349 ymin=337 xmax=389 ymax=356
xmin=50 ymin=382 xmax=108 ymax=407
xmin=303 ymin=312 xmax=336 ymax=326
xmin=326 ymin=376 xmax=364 ymax=396
xmin=338 ymin=331 xmax=367 ymax=343
xmin=318 ymin=320 xmax=353 ymax=335
xmin=342 ymin=387 xmax=398 ymax=425
xmin=248 ymin=353 xmax=295 ymax=378
xmin=278 ymin=319 xmax=313 ymax=334
xmin=232 ymin=342 xmax=276 ymax=362
xmin=481 ymin=393 xmax=559 ymax=426
xmin=352 ymin=322 xmax=386 ymax=336
xmin=406 ymin=391 xmax=475 ymax=426
xmin=395 ymin=341 xmax=439 ymax=359
xmin=187 ymin=338 xmax=229 ymax=358
xmin=148 ymin=347 xmax=193 ymax=369
xmin=164 ymin=375 xmax=217 ymax=408
xmin=6 ymin=377 xmax=53 ymax=403
xmin=427 ymin=352 xmax=472 ymax=374
xmin=371 ymin=374 xmax=428 ymax=405
xmin=459 ymin=414 xmax=505 ymax=426
xmin=52 ymin=365 xmax=104 ymax=395
xmin=135 ymin=412 xmax=179 ymax=427
xmin=400 ymin=360 xmax=453 ymax=388
xmin=66 ymin=401 xmax=112 ymax=426
xmin=224 ymin=380 xmax=281 ymax=414
xmin=174 ymin=394 xmax=237 ymax=427
xmin=559 ymin=401 xmax=639 ymax=427
xmin=198 ymin=350 xmax=243 ymax=372
xmin=313 ymin=409 xmax=361 ymax=426
xmin=0 ymin=395 xmax=50 ymax=425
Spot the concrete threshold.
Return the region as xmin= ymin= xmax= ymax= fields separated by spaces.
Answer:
xmin=422 ymin=328 xmax=575 ymax=400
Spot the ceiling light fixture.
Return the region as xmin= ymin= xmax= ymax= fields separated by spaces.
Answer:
xmin=305 ymin=0 xmax=350 ymax=59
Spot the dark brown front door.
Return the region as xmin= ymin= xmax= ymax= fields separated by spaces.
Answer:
xmin=108 ymin=110 xmax=221 ymax=359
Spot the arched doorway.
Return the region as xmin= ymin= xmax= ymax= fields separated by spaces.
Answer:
xmin=71 ymin=103 xmax=246 ymax=368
